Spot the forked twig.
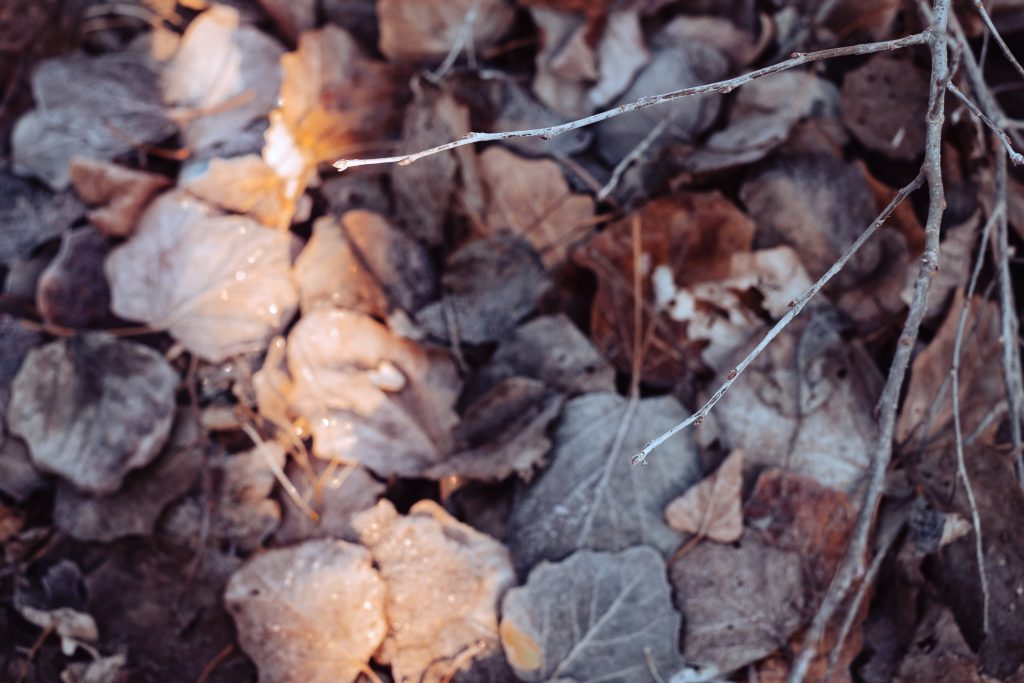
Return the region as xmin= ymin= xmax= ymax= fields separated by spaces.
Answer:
xmin=334 ymin=33 xmax=928 ymax=171
xmin=971 ymin=0 xmax=1024 ymax=82
xmin=947 ymin=82 xmax=1024 ymax=164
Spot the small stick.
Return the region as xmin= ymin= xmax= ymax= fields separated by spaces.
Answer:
xmin=947 ymin=82 xmax=1024 ymax=164
xmin=334 ymin=33 xmax=928 ymax=171
xmin=425 ymin=0 xmax=484 ymax=84
xmin=971 ymin=0 xmax=1024 ymax=83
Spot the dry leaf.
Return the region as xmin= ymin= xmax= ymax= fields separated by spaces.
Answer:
xmin=506 ymin=392 xmax=702 ymax=571
xmin=354 ymin=500 xmax=516 ymax=683
xmin=13 ymin=51 xmax=173 ymax=189
xmin=274 ymin=462 xmax=384 ymax=545
xmin=214 ymin=443 xmax=285 ymax=551
xmin=0 ymin=437 xmax=47 ymax=503
xmin=0 ymin=314 xmax=42 ymax=442
xmin=500 ymin=547 xmax=684 ymax=682
xmin=53 ymin=410 xmax=202 ymax=542
xmin=105 ymin=192 xmax=299 ymax=362
xmin=225 ymin=540 xmax=387 ymax=683
xmin=60 ymin=654 xmax=128 ymax=683
xmin=894 ymin=605 xmax=993 ymax=682
xmin=183 ymin=155 xmax=295 ymax=229
xmin=18 ymin=605 xmax=99 ymax=656
xmin=293 ymin=211 xmax=434 ymax=316
xmin=472 ymin=313 xmax=616 ymax=399
xmin=8 ymin=334 xmax=178 ymax=495
xmin=36 ymin=227 xmax=112 ymax=328
xmin=258 ymin=0 xmax=315 ymax=42
xmin=69 ymin=157 xmax=170 ymax=237
xmin=260 ymin=308 xmax=461 ymax=477
xmin=713 ymin=314 xmax=880 ymax=492
xmin=0 ymin=172 xmax=84 ymax=264
xmin=664 ymin=449 xmax=743 ymax=542
xmin=479 ymin=146 xmax=595 ymax=267
xmin=416 ymin=234 xmax=551 ymax=345
xmin=164 ymin=5 xmax=283 ymax=155
xmin=841 ymin=55 xmax=929 ymax=161
xmin=377 ymin=0 xmax=515 ymax=62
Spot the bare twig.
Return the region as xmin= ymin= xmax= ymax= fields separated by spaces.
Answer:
xmin=424 ymin=0 xmax=484 ymax=84
xmin=334 ymin=33 xmax=928 ymax=171
xmin=971 ymin=0 xmax=1024 ymax=82
xmin=632 ymin=173 xmax=923 ymax=465
xmin=240 ymin=423 xmax=320 ymax=522
xmin=947 ymin=82 xmax=1024 ymax=164
xmin=786 ymin=4 xmax=950 ymax=681
xmin=597 ymin=117 xmax=670 ymax=202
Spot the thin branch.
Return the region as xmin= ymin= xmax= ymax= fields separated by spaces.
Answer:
xmin=334 ymin=33 xmax=928 ymax=171
xmin=787 ymin=2 xmax=951 ymax=681
xmin=632 ymin=173 xmax=924 ymax=465
xmin=971 ymin=0 xmax=1024 ymax=83
xmin=424 ymin=0 xmax=483 ymax=84
xmin=947 ymin=81 xmax=1024 ymax=164
xmin=597 ymin=117 xmax=670 ymax=202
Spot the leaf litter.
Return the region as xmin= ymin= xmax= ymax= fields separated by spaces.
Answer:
xmin=2 ymin=2 xmax=1023 ymax=683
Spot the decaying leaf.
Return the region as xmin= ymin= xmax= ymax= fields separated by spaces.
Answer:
xmin=0 ymin=437 xmax=47 ymax=503
xmin=377 ymin=0 xmax=515 ymax=62
xmin=225 ymin=539 xmax=387 ymax=683
xmin=841 ymin=55 xmax=929 ymax=161
xmin=258 ymin=0 xmax=315 ymax=42
xmin=506 ymin=392 xmax=701 ymax=571
xmin=293 ymin=211 xmax=434 ymax=316
xmin=416 ymin=234 xmax=551 ymax=345
xmin=664 ymin=449 xmax=743 ymax=542
xmin=0 ymin=314 xmax=42 ymax=442
xmin=712 ymin=315 xmax=880 ymax=492
xmin=500 ymin=547 xmax=683 ymax=682
xmin=274 ymin=461 xmax=384 ymax=545
xmin=426 ymin=377 xmax=564 ymax=482
xmin=354 ymin=500 xmax=516 ymax=683
xmin=472 ymin=313 xmax=616 ymax=399
xmin=53 ymin=410 xmax=203 ymax=542
xmin=182 ymin=155 xmax=295 ymax=229
xmin=214 ymin=442 xmax=285 ymax=551
xmin=17 ymin=605 xmax=99 ymax=656
xmin=8 ymin=333 xmax=178 ymax=495
xmin=13 ymin=51 xmax=174 ymax=189
xmin=259 ymin=307 xmax=461 ymax=477
xmin=36 ymin=227 xmax=111 ymax=328
xmin=479 ymin=146 xmax=595 ymax=267
xmin=60 ymin=654 xmax=128 ymax=683
xmin=105 ymin=192 xmax=299 ymax=362
xmin=164 ymin=5 xmax=283 ymax=155
xmin=0 ymin=172 xmax=84 ymax=265
xmin=68 ymin=157 xmax=170 ymax=237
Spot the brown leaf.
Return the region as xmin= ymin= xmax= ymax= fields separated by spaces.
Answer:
xmin=164 ymin=5 xmax=283 ymax=155
xmin=377 ymin=0 xmax=515 ymax=62
xmin=213 ymin=443 xmax=284 ymax=551
xmin=0 ymin=437 xmax=47 ymax=503
xmin=841 ymin=55 xmax=929 ymax=161
xmin=53 ymin=410 xmax=203 ymax=542
xmin=257 ymin=0 xmax=315 ymax=42
xmin=274 ymin=461 xmax=384 ymax=545
xmin=479 ymin=146 xmax=595 ymax=267
xmin=105 ymin=192 xmax=299 ymax=363
xmin=8 ymin=334 xmax=178 ymax=495
xmin=664 ymin=449 xmax=743 ymax=542
xmin=257 ymin=308 xmax=461 ymax=477
xmin=500 ymin=547 xmax=683 ymax=682
xmin=416 ymin=234 xmax=551 ymax=345
xmin=69 ymin=157 xmax=170 ymax=237
xmin=36 ymin=227 xmax=112 ymax=328
xmin=183 ymin=155 xmax=295 ymax=229
xmin=225 ymin=540 xmax=387 ymax=683
xmin=354 ymin=500 xmax=516 ymax=683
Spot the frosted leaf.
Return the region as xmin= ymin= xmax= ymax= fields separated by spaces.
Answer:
xmin=378 ymin=0 xmax=514 ymax=62
xmin=105 ymin=192 xmax=298 ymax=363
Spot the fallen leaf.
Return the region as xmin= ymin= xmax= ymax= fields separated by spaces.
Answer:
xmin=182 ymin=154 xmax=295 ymax=229
xmin=257 ymin=0 xmax=315 ymax=42
xmin=261 ymin=307 xmax=461 ymax=477
xmin=841 ymin=55 xmax=929 ymax=161
xmin=8 ymin=333 xmax=178 ymax=495
xmin=13 ymin=51 xmax=174 ymax=189
xmin=0 ymin=437 xmax=47 ymax=503
xmin=671 ymin=531 xmax=807 ymax=674
xmin=416 ymin=234 xmax=551 ymax=345
xmin=479 ymin=146 xmax=595 ymax=267
xmin=505 ymin=392 xmax=702 ymax=571
xmin=712 ymin=314 xmax=881 ymax=492
xmin=377 ymin=0 xmax=515 ymax=62
xmin=472 ymin=313 xmax=616 ymax=399
xmin=214 ymin=442 xmax=285 ymax=551
xmin=68 ymin=157 xmax=170 ymax=238
xmin=0 ymin=313 xmax=43 ymax=442
xmin=0 ymin=172 xmax=84 ymax=265
xmin=52 ymin=410 xmax=203 ymax=542
xmin=105 ymin=192 xmax=299 ymax=363
xmin=60 ymin=654 xmax=128 ymax=683
xmin=293 ymin=211 xmax=434 ymax=316
xmin=816 ymin=0 xmax=900 ymax=43
xmin=225 ymin=539 xmax=387 ymax=683
xmin=274 ymin=461 xmax=384 ymax=545
xmin=36 ymin=227 xmax=112 ymax=328
xmin=17 ymin=605 xmax=98 ymax=656
xmin=679 ymin=72 xmax=839 ymax=174
xmin=500 ymin=546 xmax=684 ymax=682
xmin=894 ymin=604 xmax=992 ymax=682
xmin=664 ymin=449 xmax=743 ymax=542
xmin=164 ymin=5 xmax=283 ymax=156
xmin=353 ymin=500 xmax=516 ymax=683
xmin=426 ymin=377 xmax=564 ymax=482
xmin=896 ymin=291 xmax=1004 ymax=450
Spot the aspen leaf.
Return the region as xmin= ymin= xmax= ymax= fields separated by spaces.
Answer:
xmin=664 ymin=449 xmax=743 ymax=542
